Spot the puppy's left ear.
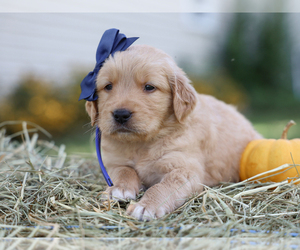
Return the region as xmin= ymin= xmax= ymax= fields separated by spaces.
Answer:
xmin=85 ymin=101 xmax=98 ymax=126
xmin=169 ymin=68 xmax=197 ymax=123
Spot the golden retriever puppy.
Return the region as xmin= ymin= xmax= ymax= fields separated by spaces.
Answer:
xmin=85 ymin=44 xmax=261 ymax=220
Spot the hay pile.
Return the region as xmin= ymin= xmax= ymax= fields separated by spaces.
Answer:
xmin=1 ymin=121 xmax=300 ymax=245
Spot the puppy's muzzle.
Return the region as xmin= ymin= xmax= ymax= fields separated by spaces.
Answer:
xmin=113 ymin=109 xmax=132 ymax=124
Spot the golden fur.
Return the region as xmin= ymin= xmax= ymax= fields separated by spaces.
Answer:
xmin=85 ymin=44 xmax=261 ymax=220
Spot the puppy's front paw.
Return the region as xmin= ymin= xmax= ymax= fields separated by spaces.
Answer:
xmin=104 ymin=186 xmax=137 ymax=201
xmin=127 ymin=202 xmax=166 ymax=221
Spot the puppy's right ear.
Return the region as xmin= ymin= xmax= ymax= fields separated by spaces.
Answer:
xmin=85 ymin=101 xmax=98 ymax=126
xmin=169 ymin=68 xmax=197 ymax=123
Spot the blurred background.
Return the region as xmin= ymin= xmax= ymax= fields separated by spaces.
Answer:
xmin=1 ymin=7 xmax=300 ymax=153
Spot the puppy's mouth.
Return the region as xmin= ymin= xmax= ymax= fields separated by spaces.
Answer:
xmin=111 ymin=125 xmax=137 ymax=134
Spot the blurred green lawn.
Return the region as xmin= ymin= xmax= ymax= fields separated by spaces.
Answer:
xmin=253 ymin=119 xmax=300 ymax=139
xmin=248 ymin=109 xmax=300 ymax=139
xmin=62 ymin=109 xmax=300 ymax=154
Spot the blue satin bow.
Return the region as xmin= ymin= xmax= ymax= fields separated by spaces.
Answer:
xmin=79 ymin=28 xmax=139 ymax=101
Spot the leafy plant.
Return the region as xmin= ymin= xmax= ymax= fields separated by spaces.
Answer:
xmin=0 ymin=72 xmax=88 ymax=138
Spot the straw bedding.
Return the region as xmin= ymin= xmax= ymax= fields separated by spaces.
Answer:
xmin=1 ymin=121 xmax=300 ymax=244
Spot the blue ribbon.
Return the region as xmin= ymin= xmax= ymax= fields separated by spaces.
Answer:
xmin=95 ymin=127 xmax=113 ymax=186
xmin=79 ymin=28 xmax=139 ymax=101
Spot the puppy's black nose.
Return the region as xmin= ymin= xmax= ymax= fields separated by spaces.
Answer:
xmin=113 ymin=109 xmax=132 ymax=124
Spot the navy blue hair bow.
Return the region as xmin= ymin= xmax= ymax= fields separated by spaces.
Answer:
xmin=79 ymin=28 xmax=139 ymax=101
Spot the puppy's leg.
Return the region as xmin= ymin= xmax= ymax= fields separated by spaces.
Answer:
xmin=127 ymin=168 xmax=202 ymax=220
xmin=104 ymin=166 xmax=142 ymax=201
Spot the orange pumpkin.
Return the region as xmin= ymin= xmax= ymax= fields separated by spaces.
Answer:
xmin=240 ymin=120 xmax=300 ymax=182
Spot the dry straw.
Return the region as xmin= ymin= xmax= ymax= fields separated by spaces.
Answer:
xmin=1 ymin=121 xmax=300 ymax=243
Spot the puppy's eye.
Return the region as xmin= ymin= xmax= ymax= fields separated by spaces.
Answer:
xmin=144 ymin=84 xmax=156 ymax=92
xmin=104 ymin=83 xmax=113 ymax=91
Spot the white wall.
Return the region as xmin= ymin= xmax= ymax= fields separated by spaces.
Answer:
xmin=0 ymin=13 xmax=230 ymax=95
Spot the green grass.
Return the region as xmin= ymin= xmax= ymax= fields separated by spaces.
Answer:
xmin=63 ymin=138 xmax=94 ymax=155
xmin=253 ymin=119 xmax=300 ymax=139
xmin=247 ymin=108 xmax=300 ymax=139
xmin=57 ymin=130 xmax=95 ymax=154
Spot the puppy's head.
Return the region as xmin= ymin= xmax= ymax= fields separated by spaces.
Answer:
xmin=85 ymin=45 xmax=197 ymax=142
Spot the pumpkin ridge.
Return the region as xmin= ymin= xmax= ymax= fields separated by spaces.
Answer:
xmin=290 ymin=140 xmax=300 ymax=179
xmin=239 ymin=139 xmax=263 ymax=180
xmin=247 ymin=139 xmax=274 ymax=180
xmin=268 ymin=140 xmax=290 ymax=182
xmin=254 ymin=140 xmax=273 ymax=181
